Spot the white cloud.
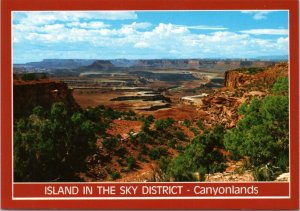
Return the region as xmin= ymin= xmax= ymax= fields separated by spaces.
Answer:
xmin=169 ymin=49 xmax=179 ymax=54
xmin=134 ymin=42 xmax=149 ymax=48
xmin=240 ymin=29 xmax=288 ymax=35
xmin=277 ymin=37 xmax=288 ymax=44
xmin=40 ymin=24 xmax=65 ymax=32
xmin=67 ymin=21 xmax=110 ymax=29
xmin=124 ymin=22 xmax=152 ymax=29
xmin=276 ymin=37 xmax=289 ymax=50
xmin=12 ymin=12 xmax=289 ymax=61
xmin=209 ymin=31 xmax=249 ymax=42
xmin=115 ymin=22 xmax=147 ymax=35
xmin=151 ymin=23 xmax=189 ymax=37
xmin=241 ymin=11 xmax=273 ymax=20
xmin=25 ymin=32 xmax=65 ymax=42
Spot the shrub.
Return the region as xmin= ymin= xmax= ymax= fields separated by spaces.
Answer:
xmin=224 ymin=95 xmax=289 ymax=170
xmin=168 ymin=139 xmax=177 ymax=148
xmin=142 ymin=120 xmax=151 ymax=133
xmin=154 ymin=118 xmax=174 ymax=131
xmin=167 ymin=125 xmax=226 ymax=181
xmin=175 ymin=131 xmax=186 ymax=141
xmin=110 ymin=172 xmax=121 ymax=180
xmin=146 ymin=115 xmax=155 ymax=123
xmin=140 ymin=143 xmax=148 ymax=155
xmin=102 ymin=137 xmax=119 ymax=150
xmin=196 ymin=120 xmax=204 ymax=130
xmin=116 ymin=147 xmax=127 ymax=157
xmin=149 ymin=147 xmax=168 ymax=160
xmin=14 ymin=103 xmax=99 ymax=182
xmin=139 ymin=132 xmax=151 ymax=144
xmin=224 ymin=77 xmax=289 ymax=177
xmin=126 ymin=157 xmax=136 ymax=170
xmin=183 ymin=119 xmax=191 ymax=128
xmin=190 ymin=127 xmax=199 ymax=136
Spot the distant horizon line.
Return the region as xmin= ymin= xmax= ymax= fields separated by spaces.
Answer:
xmin=14 ymin=55 xmax=289 ymax=64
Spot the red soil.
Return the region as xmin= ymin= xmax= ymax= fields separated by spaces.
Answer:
xmin=106 ymin=119 xmax=142 ymax=138
xmin=153 ymin=104 xmax=206 ymax=121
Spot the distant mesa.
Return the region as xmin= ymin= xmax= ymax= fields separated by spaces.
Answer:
xmin=82 ymin=60 xmax=114 ymax=71
xmin=14 ymin=59 xmax=96 ymax=70
xmin=13 ymin=56 xmax=288 ymax=73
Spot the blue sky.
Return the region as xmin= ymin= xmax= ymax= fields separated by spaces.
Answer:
xmin=12 ymin=11 xmax=288 ymax=63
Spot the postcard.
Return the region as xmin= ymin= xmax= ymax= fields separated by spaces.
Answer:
xmin=1 ymin=0 xmax=299 ymax=209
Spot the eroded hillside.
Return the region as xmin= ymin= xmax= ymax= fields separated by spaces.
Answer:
xmin=13 ymin=62 xmax=289 ymax=182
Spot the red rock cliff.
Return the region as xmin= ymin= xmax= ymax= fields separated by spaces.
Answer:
xmin=14 ymin=80 xmax=80 ymax=117
xmin=224 ymin=62 xmax=288 ymax=89
xmin=224 ymin=71 xmax=252 ymax=88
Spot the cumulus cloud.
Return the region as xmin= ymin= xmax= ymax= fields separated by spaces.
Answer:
xmin=12 ymin=12 xmax=289 ymax=62
xmin=276 ymin=37 xmax=289 ymax=50
xmin=123 ymin=22 xmax=152 ymax=30
xmin=153 ymin=23 xmax=189 ymax=35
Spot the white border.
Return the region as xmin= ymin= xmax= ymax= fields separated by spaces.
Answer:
xmin=11 ymin=9 xmax=291 ymax=201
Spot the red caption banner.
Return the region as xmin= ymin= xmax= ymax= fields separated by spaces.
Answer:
xmin=14 ymin=183 xmax=289 ymax=198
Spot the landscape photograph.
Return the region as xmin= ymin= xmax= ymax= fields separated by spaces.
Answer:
xmin=13 ymin=11 xmax=289 ymax=182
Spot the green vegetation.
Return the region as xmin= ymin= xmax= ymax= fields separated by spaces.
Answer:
xmin=224 ymin=77 xmax=289 ymax=180
xmin=141 ymin=119 xmax=151 ymax=133
xmin=183 ymin=119 xmax=191 ymax=127
xmin=13 ymin=73 xmax=289 ymax=182
xmin=154 ymin=118 xmax=174 ymax=130
xmin=110 ymin=172 xmax=121 ymax=180
xmin=167 ymin=139 xmax=177 ymax=148
xmin=151 ymin=125 xmax=226 ymax=181
xmin=175 ymin=131 xmax=186 ymax=141
xmin=14 ymin=102 xmax=99 ymax=181
xmin=168 ymin=125 xmax=226 ymax=181
xmin=103 ymin=137 xmax=119 ymax=150
xmin=196 ymin=120 xmax=204 ymax=130
xmin=272 ymin=77 xmax=288 ymax=94
xmin=235 ymin=67 xmax=265 ymax=74
xmin=126 ymin=157 xmax=136 ymax=170
xmin=149 ymin=146 xmax=168 ymax=160
xmin=103 ymin=107 xmax=137 ymax=121
xmin=20 ymin=72 xmax=48 ymax=81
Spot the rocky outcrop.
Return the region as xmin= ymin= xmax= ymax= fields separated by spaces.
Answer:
xmin=200 ymin=91 xmax=240 ymax=128
xmin=199 ymin=62 xmax=288 ymax=129
xmin=14 ymin=80 xmax=80 ymax=118
xmin=204 ymin=171 xmax=254 ymax=182
xmin=224 ymin=71 xmax=252 ymax=88
xmin=275 ymin=172 xmax=290 ymax=182
xmin=224 ymin=62 xmax=288 ymax=89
